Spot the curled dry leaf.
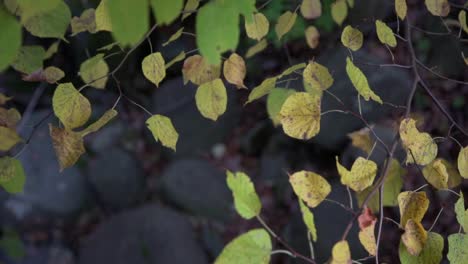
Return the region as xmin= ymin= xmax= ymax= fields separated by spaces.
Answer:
xmin=49 ymin=124 xmax=85 ymax=171
xmin=289 ymin=170 xmax=331 ymax=208
xmin=279 ymin=92 xmax=321 ymax=140
xmin=182 ymin=54 xmax=221 ymax=85
xmin=401 ymin=219 xmax=428 ymax=256
xmin=223 ymin=53 xmax=247 ymax=89
xmin=162 ymin=27 xmax=184 ymax=47
xmin=398 ymin=191 xmax=429 ymax=226
xmin=399 ymin=118 xmax=437 ymax=166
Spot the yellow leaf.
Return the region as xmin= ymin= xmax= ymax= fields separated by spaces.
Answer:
xmin=358 ymin=217 xmax=377 ymax=256
xmin=346 ymin=57 xmax=382 ymax=104
xmin=289 ymin=170 xmax=331 ymax=208
xmin=300 ymin=0 xmax=322 ymax=19
xmin=336 ymin=157 xmax=377 ymax=192
xmin=71 ymin=8 xmax=96 ymax=35
xmin=49 ymin=124 xmax=85 ymax=171
xmin=422 ymin=158 xmax=461 ymax=189
xmin=246 ymin=39 xmax=268 ymax=58
xmin=79 ymin=109 xmax=117 ymax=137
xmin=142 ymin=52 xmax=166 ymax=87
xmin=303 ymin=61 xmax=334 ymax=92
xmin=80 ymin=53 xmax=109 ymax=89
xmin=348 ymin=127 xmax=373 ymax=153
xmin=52 ymin=83 xmax=91 ymax=129
xmin=146 ymin=114 xmax=178 ymax=151
xmin=279 ymin=63 xmax=307 ymax=78
xmin=267 ymin=88 xmax=296 ymax=126
xmin=401 ymin=219 xmax=428 ymax=256
xmin=341 ymin=25 xmax=363 ymax=51
xmin=399 ymin=118 xmax=437 ymax=165
xmin=395 ymin=0 xmax=407 ymax=20
xmin=165 ymin=51 xmax=186 ymax=69
xmin=458 ymin=146 xmax=468 ymax=178
xmin=459 ymin=11 xmax=468 ymax=34
xmin=182 ymin=0 xmax=199 ymax=20
xmin=275 ymin=11 xmax=297 ymax=40
xmin=305 ymin=26 xmax=320 ymax=49
xmin=182 ymin=54 xmax=221 ymax=85
xmin=223 ymin=53 xmax=247 ymax=89
xmin=0 ymin=108 xmax=21 ymax=129
xmin=331 ymin=0 xmax=348 ymax=26
xmin=95 ymin=0 xmax=112 ymax=31
xmin=398 ymin=191 xmax=429 ymax=226
xmin=0 ymin=93 xmax=12 ymax=105
xmin=245 ymin=13 xmax=269 ymax=41
xmin=43 ymin=66 xmax=65 ymax=83
xmin=279 ymin=92 xmax=321 ymax=140
xmin=376 ymin=20 xmax=397 ymax=48
xmin=195 ymin=78 xmax=227 ymax=121
xmin=299 ymin=199 xmax=318 ymax=241
xmin=331 ymin=240 xmax=351 ymax=264
xmin=162 ymin=27 xmax=184 ymax=46
xmin=246 ymin=77 xmax=277 ymax=104
xmin=425 ymin=0 xmax=450 ymax=17
xmin=0 ymin=126 xmax=22 ymax=151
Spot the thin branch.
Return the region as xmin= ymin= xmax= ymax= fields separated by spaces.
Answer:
xmin=428 ymin=207 xmax=444 ymax=232
xmin=416 ymin=59 xmax=468 ymax=85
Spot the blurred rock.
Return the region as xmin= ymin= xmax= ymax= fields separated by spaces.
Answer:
xmin=1 ymin=244 xmax=75 ymax=264
xmin=87 ymin=147 xmax=145 ymax=209
xmin=79 ymin=204 xmax=208 ymax=264
xmin=151 ymin=78 xmax=240 ymax=156
xmin=160 ymin=159 xmax=232 ymax=221
xmin=239 ymin=120 xmax=273 ymax=156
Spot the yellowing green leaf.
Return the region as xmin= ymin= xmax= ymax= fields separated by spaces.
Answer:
xmin=395 ymin=0 xmax=407 ymax=20
xmin=279 ymin=92 xmax=321 ymax=140
xmin=214 ymin=229 xmax=271 ymax=264
xmin=358 ymin=217 xmax=377 ymax=256
xmin=331 ymin=240 xmax=351 ymax=264
xmin=12 ymin=46 xmax=46 ymax=74
xmin=289 ymin=170 xmax=331 ymax=208
xmin=0 ymin=5 xmax=21 ymax=72
xmin=346 ymin=0 xmax=354 ymax=8
xmin=95 ymin=0 xmax=112 ymax=32
xmin=376 ymin=20 xmax=397 ymax=47
xmin=49 ymin=124 xmax=85 ymax=171
xmin=182 ymin=0 xmax=199 ymax=20
xmin=0 ymin=156 xmax=26 ymax=194
xmin=146 ymin=114 xmax=178 ymax=151
xmin=165 ymin=51 xmax=186 ymax=69
xmin=142 ymin=52 xmax=166 ymax=87
xmin=44 ymin=41 xmax=60 ymax=59
xmin=399 ymin=118 xmax=437 ymax=165
xmin=425 ymin=0 xmax=450 ymax=17
xmin=303 ymin=61 xmax=334 ymax=93
xmin=275 ymin=11 xmax=297 ymax=40
xmin=162 ymin=27 xmax=184 ymax=47
xmin=150 ymin=0 xmax=183 ymax=25
xmin=52 ymin=83 xmax=91 ymax=129
xmin=0 ymin=126 xmax=22 ymax=151
xmin=108 ymin=0 xmax=149 ymax=46
xmin=0 ymin=93 xmax=12 ymax=105
xmin=196 ymin=2 xmax=239 ymax=64
xmin=223 ymin=53 xmax=247 ymax=89
xmin=459 ymin=11 xmax=468 ymax=34
xmin=299 ymin=199 xmax=317 ymax=241
xmin=454 ymin=192 xmax=468 ymax=232
xmin=279 ymin=63 xmax=307 ymax=78
xmin=341 ymin=25 xmax=363 ymax=51
xmin=346 ymin=57 xmax=382 ymax=104
xmin=80 ymin=53 xmax=109 ymax=89
xmin=448 ymin=234 xmax=468 ymax=264
xmin=79 ymin=109 xmax=117 ymax=137
xmin=336 ymin=157 xmax=377 ymax=192
xmin=300 ymin=0 xmax=322 ymax=19
xmin=267 ymin=88 xmax=296 ymax=126
xmin=459 ymin=146 xmax=468 ymax=178
xmin=331 ymin=0 xmax=348 ymax=26
xmin=70 ymin=8 xmax=96 ymax=35
xmin=246 ymin=77 xmax=277 ymax=104
xmin=398 ymin=191 xmax=429 ymax=226
xmin=0 ymin=108 xmax=21 ymax=129
xmin=43 ymin=66 xmax=65 ymax=83
xmin=348 ymin=127 xmax=373 ymax=153
xmin=22 ymin=0 xmax=71 ymax=39
xmin=195 ymin=78 xmax=227 ymax=121
xmin=305 ymin=26 xmax=320 ymax=49
xmin=402 ymin=219 xmax=428 ymax=256
xmin=245 ymin=39 xmax=268 ymax=58
xmin=182 ymin=54 xmax=221 ymax=85
xmin=226 ymin=171 xmax=262 ymax=219
xmin=399 ymin=232 xmax=443 ymax=264
xmin=245 ymin=13 xmax=269 ymax=41
xmin=422 ymin=158 xmax=461 ymax=189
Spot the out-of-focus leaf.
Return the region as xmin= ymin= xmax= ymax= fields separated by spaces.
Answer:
xmin=80 ymin=109 xmax=117 ymax=137
xmin=182 ymin=54 xmax=221 ymax=85
xmin=165 ymin=51 xmax=186 ymax=69
xmin=305 ymin=26 xmax=320 ymax=49
xmin=279 ymin=92 xmax=321 ymax=140
xmin=0 ymin=108 xmax=21 ymax=129
xmin=95 ymin=0 xmax=112 ymax=31
xmin=226 ymin=170 xmax=261 ymax=219
xmin=245 ymin=39 xmax=268 ymax=58
xmin=275 ymin=11 xmax=297 ymax=40
xmin=0 ymin=93 xmax=12 ymax=105
xmin=395 ymin=0 xmax=407 ymax=20
xmin=459 ymin=11 xmax=468 ymax=33
xmin=289 ymin=170 xmax=331 ymax=208
xmin=0 ymin=126 xmax=22 ymax=151
xmin=331 ymin=0 xmax=347 ymax=26
xmin=71 ymin=8 xmax=96 ymax=35
xmin=0 ymin=156 xmax=26 ymax=193
xmin=43 ymin=66 xmax=65 ymax=83
xmin=0 ymin=5 xmax=21 ymax=72
xmin=300 ymin=0 xmax=322 ymax=19
xmin=162 ymin=27 xmax=184 ymax=47
xmin=330 ymin=240 xmax=351 ymax=264
xmin=454 ymin=192 xmax=468 ymax=232
xmin=108 ymin=0 xmax=148 ymax=46
xmin=246 ymin=77 xmax=277 ymax=104
xmin=44 ymin=41 xmax=60 ymax=59
xmin=375 ymin=20 xmax=397 ymax=48
xmin=12 ymin=46 xmax=46 ymax=74
xmin=182 ymin=0 xmax=199 ymax=20
xmin=0 ymin=228 xmax=25 ymax=260
xmin=223 ymin=53 xmax=247 ymax=89
xmin=458 ymin=146 xmax=468 ymax=178
xmin=447 ymin=234 xmax=468 ymax=264
xmin=195 ymin=78 xmax=227 ymax=121
xmin=422 ymin=158 xmax=461 ymax=189
xmin=150 ymin=0 xmax=183 ymax=25
xmin=425 ymin=0 xmax=450 ymax=17
xmin=22 ymin=0 xmax=71 ymax=39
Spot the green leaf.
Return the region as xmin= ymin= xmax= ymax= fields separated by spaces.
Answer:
xmin=79 ymin=53 xmax=109 ymax=89
xmin=299 ymin=199 xmax=317 ymax=241
xmin=275 ymin=11 xmax=297 ymax=40
xmin=146 ymin=114 xmax=179 ymax=151
xmin=195 ymin=78 xmax=227 ymax=121
xmin=80 ymin=109 xmax=118 ymax=137
xmin=0 ymin=126 xmax=22 ymax=152
xmin=345 ymin=57 xmax=382 ymax=104
xmin=150 ymin=0 xmax=183 ymax=25
xmin=16 ymin=0 xmax=60 ymax=18
xmin=341 ymin=25 xmax=363 ymax=51
xmin=246 ymin=77 xmax=277 ymax=104
xmin=455 ymin=192 xmax=468 ymax=232
xmin=0 ymin=156 xmax=26 ymax=194
xmin=196 ymin=2 xmax=239 ymax=64
xmin=226 ymin=170 xmax=261 ymax=219
xmin=182 ymin=0 xmax=199 ymax=20
xmin=447 ymin=233 xmax=468 ymax=264
xmin=108 ymin=0 xmax=149 ymax=46
xmin=49 ymin=124 xmax=85 ymax=171
xmin=399 ymin=232 xmax=443 ymax=264
xmin=43 ymin=66 xmax=65 ymax=83
xmin=162 ymin=27 xmax=184 ymax=47
xmin=52 ymin=83 xmax=92 ymax=129
xmin=0 ymin=5 xmax=21 ymax=72
xmin=215 ymin=229 xmax=271 ymax=264
xmin=165 ymin=51 xmax=185 ymax=69
xmin=12 ymin=46 xmax=46 ymax=74
xmin=375 ymin=20 xmax=397 ymax=48
xmin=142 ymin=52 xmax=166 ymax=87
xmin=95 ymin=0 xmax=112 ymax=32
xmin=266 ymin=88 xmax=296 ymax=126
xmin=22 ymin=0 xmax=71 ymax=39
